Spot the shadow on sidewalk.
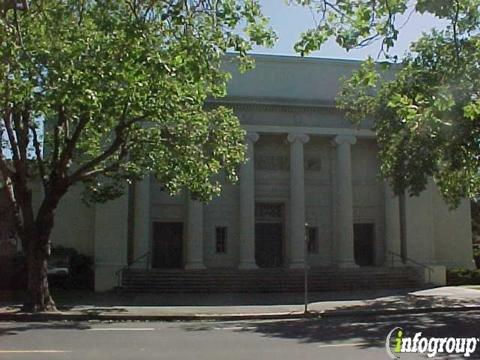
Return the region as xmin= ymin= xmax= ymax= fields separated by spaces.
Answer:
xmin=46 ymin=288 xmax=418 ymax=307
xmin=0 ymin=322 xmax=90 ymax=337
xmin=320 ymin=293 xmax=480 ymax=314
xmin=181 ymin=310 xmax=480 ymax=350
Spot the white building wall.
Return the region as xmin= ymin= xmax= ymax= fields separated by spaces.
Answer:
xmin=405 ymin=181 xmax=436 ymax=265
xmin=432 ymin=187 xmax=474 ymax=269
xmin=351 ymin=139 xmax=385 ymax=265
xmin=304 ymin=137 xmax=334 ymax=266
xmin=203 ymin=177 xmax=240 ymax=268
xmin=94 ymin=191 xmax=128 ymax=291
xmin=50 ymin=185 xmax=95 ymax=257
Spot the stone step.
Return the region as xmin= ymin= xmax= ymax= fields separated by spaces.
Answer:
xmin=119 ymin=267 xmax=422 ymax=293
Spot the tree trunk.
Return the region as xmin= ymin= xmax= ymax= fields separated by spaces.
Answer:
xmin=22 ymin=239 xmax=56 ymax=312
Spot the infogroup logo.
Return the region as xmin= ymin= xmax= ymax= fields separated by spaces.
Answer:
xmin=386 ymin=327 xmax=479 ymax=358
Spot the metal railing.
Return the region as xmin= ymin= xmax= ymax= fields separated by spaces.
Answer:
xmin=115 ymin=251 xmax=151 ymax=288
xmin=387 ymin=250 xmax=434 ymax=283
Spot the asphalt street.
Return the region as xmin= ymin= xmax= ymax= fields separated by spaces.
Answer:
xmin=2 ymin=311 xmax=480 ymax=359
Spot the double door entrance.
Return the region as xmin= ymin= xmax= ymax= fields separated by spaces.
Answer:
xmin=152 ymin=222 xmax=183 ymax=269
xmin=354 ymin=223 xmax=375 ymax=266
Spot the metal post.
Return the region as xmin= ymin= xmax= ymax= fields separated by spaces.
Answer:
xmin=304 ymin=223 xmax=308 ymax=314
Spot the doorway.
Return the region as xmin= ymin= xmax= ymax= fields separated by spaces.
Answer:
xmin=354 ymin=223 xmax=375 ymax=266
xmin=152 ymin=222 xmax=183 ymax=269
xmin=255 ymin=203 xmax=284 ymax=268
xmin=255 ymin=223 xmax=283 ymax=268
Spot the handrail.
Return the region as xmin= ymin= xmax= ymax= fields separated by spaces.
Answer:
xmin=387 ymin=250 xmax=434 ymax=283
xmin=115 ymin=251 xmax=151 ymax=288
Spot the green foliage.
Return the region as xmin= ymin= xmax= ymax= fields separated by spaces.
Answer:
xmin=337 ymin=31 xmax=480 ymax=205
xmin=50 ymin=246 xmax=94 ymax=290
xmin=447 ymin=268 xmax=480 ymax=285
xmin=291 ymin=0 xmax=409 ymax=55
xmin=473 ymin=200 xmax=480 ymax=240
xmin=1 ymin=0 xmax=276 ymax=204
xmin=294 ymin=0 xmax=480 ymax=206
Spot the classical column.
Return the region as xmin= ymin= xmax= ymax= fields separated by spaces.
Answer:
xmin=384 ymin=183 xmax=402 ymax=266
xmin=334 ymin=135 xmax=357 ymax=267
xmin=238 ymin=132 xmax=259 ymax=269
xmin=287 ymin=133 xmax=310 ymax=268
xmin=185 ymin=197 xmax=205 ymax=269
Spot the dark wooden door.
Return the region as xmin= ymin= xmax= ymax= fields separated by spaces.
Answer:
xmin=255 ymin=223 xmax=283 ymax=268
xmin=152 ymin=222 xmax=183 ymax=269
xmin=354 ymin=223 xmax=375 ymax=266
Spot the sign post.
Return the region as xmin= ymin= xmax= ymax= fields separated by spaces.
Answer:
xmin=304 ymin=223 xmax=308 ymax=314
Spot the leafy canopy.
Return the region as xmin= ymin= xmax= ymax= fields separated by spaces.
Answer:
xmin=293 ymin=0 xmax=480 ymax=206
xmin=0 ymin=0 xmax=275 ymax=204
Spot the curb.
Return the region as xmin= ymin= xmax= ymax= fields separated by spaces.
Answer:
xmin=0 ymin=311 xmax=319 ymax=322
xmin=320 ymin=306 xmax=480 ymax=318
xmin=2 ymin=306 xmax=480 ymax=322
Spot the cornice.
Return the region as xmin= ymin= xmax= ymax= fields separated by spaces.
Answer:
xmin=206 ymin=97 xmax=339 ymax=114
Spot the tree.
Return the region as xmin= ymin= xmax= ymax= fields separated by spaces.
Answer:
xmin=292 ymin=0 xmax=480 ymax=206
xmin=473 ymin=199 xmax=480 ymax=241
xmin=0 ymin=0 xmax=275 ymax=312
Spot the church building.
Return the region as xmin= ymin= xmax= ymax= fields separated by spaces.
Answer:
xmin=1 ymin=55 xmax=474 ymax=292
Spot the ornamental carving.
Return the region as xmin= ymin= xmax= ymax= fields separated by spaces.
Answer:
xmin=305 ymin=156 xmax=322 ymax=171
xmin=255 ymin=155 xmax=289 ymax=171
xmin=254 ymin=155 xmax=322 ymax=171
xmin=255 ymin=203 xmax=283 ymax=221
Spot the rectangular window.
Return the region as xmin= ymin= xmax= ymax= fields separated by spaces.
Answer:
xmin=307 ymin=227 xmax=318 ymax=254
xmin=215 ymin=227 xmax=227 ymax=254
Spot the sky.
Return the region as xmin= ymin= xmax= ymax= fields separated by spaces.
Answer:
xmin=253 ymin=1 xmax=446 ymax=60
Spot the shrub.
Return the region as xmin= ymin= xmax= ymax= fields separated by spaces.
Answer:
xmin=447 ymin=268 xmax=480 ymax=286
xmin=50 ymin=246 xmax=94 ymax=290
xmin=473 ymin=248 xmax=480 ymax=268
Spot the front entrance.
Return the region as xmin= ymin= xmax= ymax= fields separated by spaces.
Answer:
xmin=255 ymin=203 xmax=284 ymax=268
xmin=152 ymin=222 xmax=183 ymax=269
xmin=354 ymin=223 xmax=375 ymax=266
xmin=255 ymin=223 xmax=283 ymax=268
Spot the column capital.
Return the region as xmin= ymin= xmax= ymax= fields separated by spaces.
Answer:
xmin=245 ymin=131 xmax=259 ymax=143
xmin=287 ymin=133 xmax=310 ymax=144
xmin=333 ymin=134 xmax=357 ymax=146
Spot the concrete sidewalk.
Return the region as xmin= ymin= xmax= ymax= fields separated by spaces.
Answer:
xmin=1 ymin=287 xmax=480 ymax=322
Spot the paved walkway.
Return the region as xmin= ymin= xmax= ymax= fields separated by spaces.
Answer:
xmin=1 ymin=287 xmax=480 ymax=321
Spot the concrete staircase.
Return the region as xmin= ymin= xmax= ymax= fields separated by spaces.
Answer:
xmin=119 ymin=267 xmax=423 ymax=293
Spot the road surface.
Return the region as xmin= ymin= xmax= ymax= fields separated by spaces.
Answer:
xmin=1 ymin=311 xmax=480 ymax=359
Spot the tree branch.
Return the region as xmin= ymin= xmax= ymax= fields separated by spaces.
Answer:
xmin=56 ymin=112 xmax=89 ymax=176
xmin=30 ymin=124 xmax=46 ymax=188
xmin=0 ymin=125 xmax=15 ymax=178
xmin=452 ymin=0 xmax=461 ymax=65
xmin=67 ymin=126 xmax=127 ymax=184
xmin=12 ymin=109 xmax=27 ymax=162
xmin=3 ymin=106 xmax=21 ymax=162
xmin=52 ymin=105 xmax=67 ymax=166
xmin=1 ymin=177 xmax=25 ymax=241
xmin=74 ymin=158 xmax=125 ymax=182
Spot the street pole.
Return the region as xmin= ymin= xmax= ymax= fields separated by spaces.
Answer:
xmin=304 ymin=223 xmax=308 ymax=314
